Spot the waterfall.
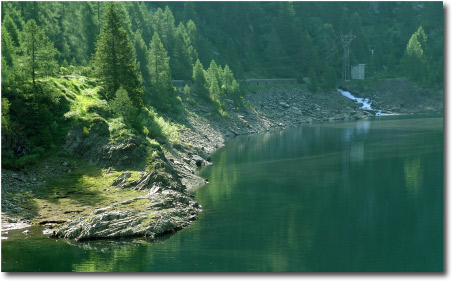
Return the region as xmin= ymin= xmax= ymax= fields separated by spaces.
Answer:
xmin=337 ymin=89 xmax=392 ymax=116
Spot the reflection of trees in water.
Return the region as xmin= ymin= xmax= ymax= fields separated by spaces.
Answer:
xmin=304 ymin=119 xmax=442 ymax=271
xmin=69 ymin=239 xmax=152 ymax=271
xmin=404 ymin=157 xmax=423 ymax=197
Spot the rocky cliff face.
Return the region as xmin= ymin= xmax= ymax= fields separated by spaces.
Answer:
xmin=62 ymin=119 xmax=148 ymax=170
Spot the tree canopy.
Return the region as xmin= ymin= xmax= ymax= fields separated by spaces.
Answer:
xmin=19 ymin=19 xmax=58 ymax=88
xmin=94 ymin=3 xmax=143 ymax=108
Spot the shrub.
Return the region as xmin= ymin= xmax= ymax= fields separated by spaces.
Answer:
xmin=86 ymin=100 xmax=112 ymax=118
xmin=82 ymin=126 xmax=90 ymax=136
xmin=111 ymin=87 xmax=136 ymax=123
xmin=183 ymin=84 xmax=191 ymax=95
xmin=80 ymin=66 xmax=94 ymax=77
xmin=60 ymin=67 xmax=70 ymax=75
xmin=14 ymin=154 xmax=41 ymax=169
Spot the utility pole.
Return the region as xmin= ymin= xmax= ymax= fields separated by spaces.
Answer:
xmin=341 ymin=31 xmax=356 ymax=81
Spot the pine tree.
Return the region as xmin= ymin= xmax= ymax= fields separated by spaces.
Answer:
xmin=221 ymin=65 xmax=240 ymax=100
xmin=19 ymin=19 xmax=58 ymax=89
xmin=152 ymin=7 xmax=176 ymax=55
xmin=1 ymin=26 xmax=16 ymax=69
xmin=209 ymin=75 xmax=221 ymax=101
xmin=82 ymin=2 xmax=97 ymax=58
xmin=172 ymin=22 xmax=196 ymax=80
xmin=111 ymin=86 xmax=136 ymax=123
xmin=133 ymin=29 xmax=151 ymax=83
xmin=94 ymin=3 xmax=143 ymax=108
xmin=2 ymin=15 xmax=20 ymax=48
xmin=207 ymin=60 xmax=221 ymax=95
xmin=403 ymin=26 xmax=428 ymax=84
xmin=148 ymin=32 xmax=176 ymax=112
xmin=192 ymin=59 xmax=209 ymax=100
xmin=183 ymin=2 xmax=198 ymax=24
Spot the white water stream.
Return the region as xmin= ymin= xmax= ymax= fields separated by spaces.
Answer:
xmin=337 ymin=89 xmax=392 ymax=116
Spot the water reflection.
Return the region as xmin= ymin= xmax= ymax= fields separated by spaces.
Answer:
xmin=198 ymin=117 xmax=442 ymax=271
xmin=1 ymin=116 xmax=443 ymax=272
xmin=404 ymin=157 xmax=423 ymax=197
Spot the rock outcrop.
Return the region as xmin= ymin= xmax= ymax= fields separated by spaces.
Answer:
xmin=55 ymin=189 xmax=201 ymax=241
xmin=62 ymin=118 xmax=148 ymax=170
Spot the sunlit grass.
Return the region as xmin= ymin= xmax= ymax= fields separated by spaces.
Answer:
xmin=28 ymin=159 xmax=148 ymax=225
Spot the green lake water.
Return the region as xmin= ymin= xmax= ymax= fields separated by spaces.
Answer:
xmin=1 ymin=115 xmax=443 ymax=272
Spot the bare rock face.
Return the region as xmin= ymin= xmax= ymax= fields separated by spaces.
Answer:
xmin=55 ymin=190 xmax=201 ymax=241
xmin=62 ymin=120 xmax=147 ymax=170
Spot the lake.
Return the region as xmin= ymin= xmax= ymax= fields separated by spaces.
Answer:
xmin=1 ymin=115 xmax=443 ymax=272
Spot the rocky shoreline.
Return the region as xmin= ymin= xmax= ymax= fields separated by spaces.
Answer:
xmin=1 ymin=79 xmax=443 ymax=241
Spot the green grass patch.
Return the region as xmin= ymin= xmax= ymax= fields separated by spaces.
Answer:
xmin=28 ymin=159 xmax=147 ymax=225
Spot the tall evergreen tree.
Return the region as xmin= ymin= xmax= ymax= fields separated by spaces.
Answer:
xmin=172 ymin=22 xmax=196 ymax=80
xmin=3 ymin=15 xmax=20 ymax=48
xmin=147 ymin=32 xmax=176 ymax=112
xmin=82 ymin=2 xmax=97 ymax=59
xmin=19 ymin=19 xmax=58 ymax=89
xmin=402 ymin=26 xmax=428 ymax=84
xmin=133 ymin=29 xmax=151 ymax=83
xmin=1 ymin=26 xmax=16 ymax=69
xmin=192 ymin=59 xmax=209 ymax=100
xmin=207 ymin=60 xmax=221 ymax=90
xmin=94 ymin=3 xmax=143 ymax=108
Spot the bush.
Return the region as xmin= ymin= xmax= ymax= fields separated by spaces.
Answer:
xmin=140 ymin=108 xmax=163 ymax=139
xmin=60 ymin=67 xmax=70 ymax=75
xmin=86 ymin=100 xmax=112 ymax=118
xmin=31 ymin=146 xmax=45 ymax=156
xmin=16 ymin=154 xmax=40 ymax=168
xmin=183 ymin=84 xmax=191 ymax=95
xmin=80 ymin=66 xmax=94 ymax=77
xmin=4 ymin=153 xmax=42 ymax=169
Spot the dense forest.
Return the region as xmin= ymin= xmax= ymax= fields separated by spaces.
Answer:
xmin=1 ymin=1 xmax=443 ymax=169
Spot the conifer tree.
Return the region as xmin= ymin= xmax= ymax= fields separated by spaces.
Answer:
xmin=172 ymin=22 xmax=196 ymax=80
xmin=94 ymin=3 xmax=143 ymax=108
xmin=221 ymin=65 xmax=240 ymax=101
xmin=152 ymin=7 xmax=176 ymax=55
xmin=82 ymin=2 xmax=97 ymax=58
xmin=133 ymin=29 xmax=151 ymax=83
xmin=209 ymin=75 xmax=221 ymax=100
xmin=148 ymin=32 xmax=176 ymax=112
xmin=1 ymin=26 xmax=16 ymax=69
xmin=19 ymin=19 xmax=58 ymax=89
xmin=111 ymin=86 xmax=135 ymax=123
xmin=3 ymin=15 xmax=20 ymax=48
xmin=192 ymin=59 xmax=209 ymax=100
xmin=207 ymin=60 xmax=221 ymax=94
xmin=403 ymin=26 xmax=429 ymax=84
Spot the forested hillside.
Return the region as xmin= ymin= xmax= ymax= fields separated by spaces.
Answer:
xmin=1 ymin=1 xmax=443 ymax=169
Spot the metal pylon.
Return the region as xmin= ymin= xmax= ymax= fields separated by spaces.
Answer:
xmin=341 ymin=31 xmax=356 ymax=81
